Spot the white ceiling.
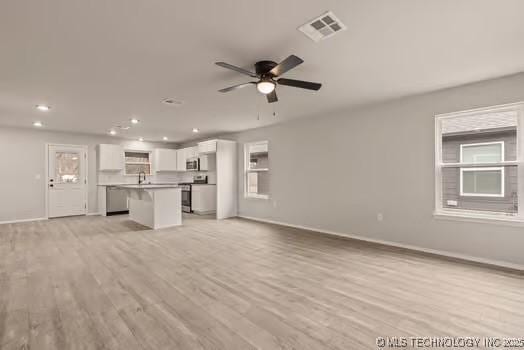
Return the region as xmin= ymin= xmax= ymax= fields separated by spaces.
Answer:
xmin=1 ymin=0 xmax=524 ymax=143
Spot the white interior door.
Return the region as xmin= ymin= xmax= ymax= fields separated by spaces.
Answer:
xmin=47 ymin=144 xmax=87 ymax=218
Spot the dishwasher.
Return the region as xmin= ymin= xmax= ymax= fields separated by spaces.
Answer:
xmin=106 ymin=186 xmax=129 ymax=215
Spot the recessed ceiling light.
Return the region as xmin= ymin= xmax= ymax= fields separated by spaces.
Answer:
xmin=130 ymin=118 xmax=140 ymax=124
xmin=109 ymin=130 xmax=117 ymax=135
xmin=192 ymin=128 xmax=199 ymax=133
xmin=36 ymin=105 xmax=50 ymax=111
xmin=162 ymin=136 xmax=168 ymax=141
xmin=138 ymin=137 xmax=144 ymax=142
xmin=33 ymin=121 xmax=43 ymax=127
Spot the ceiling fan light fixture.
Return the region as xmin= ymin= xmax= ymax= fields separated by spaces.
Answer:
xmin=256 ymin=81 xmax=275 ymax=95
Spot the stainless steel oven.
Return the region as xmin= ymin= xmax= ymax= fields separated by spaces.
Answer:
xmin=180 ymin=184 xmax=192 ymax=213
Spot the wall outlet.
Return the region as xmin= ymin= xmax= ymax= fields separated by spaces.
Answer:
xmin=377 ymin=213 xmax=384 ymax=222
xmin=35 ymin=174 xmax=41 ymax=180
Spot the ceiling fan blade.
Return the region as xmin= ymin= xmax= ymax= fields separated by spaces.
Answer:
xmin=277 ymin=78 xmax=322 ymax=91
xmin=269 ymin=55 xmax=304 ymax=76
xmin=215 ymin=62 xmax=258 ymax=78
xmin=266 ymin=90 xmax=278 ymax=103
xmin=218 ymin=82 xmax=256 ymax=93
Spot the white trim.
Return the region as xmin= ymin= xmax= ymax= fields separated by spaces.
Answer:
xmin=441 ymin=161 xmax=517 ymax=168
xmin=244 ymin=140 xmax=269 ymax=199
xmin=0 ymin=217 xmax=48 ymax=225
xmin=246 ymin=168 xmax=269 ymax=172
xmin=435 ymin=102 xmax=524 ymax=222
xmin=244 ymin=193 xmax=270 ymax=200
xmin=238 ymin=215 xmax=524 ymax=271
xmin=433 ymin=211 xmax=523 ymax=226
xmin=87 ymin=212 xmax=102 ymax=216
xmin=459 ymin=141 xmax=504 ymax=163
xmin=459 ymin=167 xmax=505 ymax=197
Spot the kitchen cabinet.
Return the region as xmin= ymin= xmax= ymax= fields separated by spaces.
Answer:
xmin=176 ymin=149 xmax=187 ymax=171
xmin=198 ymin=140 xmax=217 ymax=154
xmin=191 ymin=185 xmax=216 ymax=214
xmin=154 ymin=149 xmax=178 ymax=172
xmin=98 ymin=144 xmax=124 ymax=171
xmin=175 ymin=146 xmax=199 ymax=171
xmin=185 ymin=146 xmax=198 ymax=159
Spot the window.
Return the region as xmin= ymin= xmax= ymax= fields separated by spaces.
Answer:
xmin=459 ymin=142 xmax=504 ymax=197
xmin=124 ymin=151 xmax=152 ymax=175
xmin=244 ymin=141 xmax=269 ymax=199
xmin=435 ymin=102 xmax=523 ymax=221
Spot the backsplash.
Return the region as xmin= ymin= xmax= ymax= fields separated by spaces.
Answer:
xmin=98 ymin=171 xmax=216 ymax=185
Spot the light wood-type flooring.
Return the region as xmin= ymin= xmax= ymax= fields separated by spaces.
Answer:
xmin=1 ymin=214 xmax=523 ymax=349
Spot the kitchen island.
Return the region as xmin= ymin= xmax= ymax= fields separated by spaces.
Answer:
xmin=117 ymin=184 xmax=182 ymax=229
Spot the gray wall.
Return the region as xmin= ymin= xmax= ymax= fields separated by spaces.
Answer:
xmin=0 ymin=127 xmax=175 ymax=221
xmin=442 ymin=131 xmax=517 ymax=213
xmin=229 ymin=72 xmax=524 ymax=267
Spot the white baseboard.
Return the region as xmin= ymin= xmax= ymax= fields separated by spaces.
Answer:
xmin=87 ymin=212 xmax=102 ymax=216
xmin=238 ymin=215 xmax=524 ymax=272
xmin=0 ymin=217 xmax=48 ymax=225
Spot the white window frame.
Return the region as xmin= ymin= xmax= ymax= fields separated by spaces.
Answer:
xmin=434 ymin=102 xmax=524 ymax=223
xmin=124 ymin=150 xmax=153 ymax=176
xmin=459 ymin=167 xmax=505 ymax=197
xmin=459 ymin=141 xmax=505 ymax=197
xmin=244 ymin=141 xmax=269 ymax=199
xmin=459 ymin=141 xmax=505 ymax=163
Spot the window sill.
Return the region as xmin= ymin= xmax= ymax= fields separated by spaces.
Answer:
xmin=433 ymin=210 xmax=524 ymax=227
xmin=244 ymin=194 xmax=270 ymax=200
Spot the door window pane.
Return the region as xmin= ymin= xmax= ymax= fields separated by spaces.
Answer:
xmin=55 ymin=152 xmax=80 ymax=183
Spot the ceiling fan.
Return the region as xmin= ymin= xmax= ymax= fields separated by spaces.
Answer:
xmin=215 ymin=55 xmax=322 ymax=103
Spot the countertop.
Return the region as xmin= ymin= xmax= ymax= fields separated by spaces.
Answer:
xmin=116 ymin=184 xmax=181 ymax=189
xmin=98 ymin=183 xmax=177 ymax=186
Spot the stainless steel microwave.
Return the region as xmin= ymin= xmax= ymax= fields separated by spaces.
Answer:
xmin=186 ymin=158 xmax=199 ymax=171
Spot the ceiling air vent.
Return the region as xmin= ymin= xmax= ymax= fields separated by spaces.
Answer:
xmin=298 ymin=11 xmax=346 ymax=42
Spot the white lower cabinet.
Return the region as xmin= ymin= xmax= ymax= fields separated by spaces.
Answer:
xmin=191 ymin=185 xmax=216 ymax=214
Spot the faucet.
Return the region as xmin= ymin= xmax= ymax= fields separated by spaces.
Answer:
xmin=138 ymin=171 xmax=146 ymax=185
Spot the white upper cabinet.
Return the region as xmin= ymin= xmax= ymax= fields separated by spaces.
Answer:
xmin=198 ymin=140 xmax=217 ymax=154
xmin=176 ymin=148 xmax=187 ymax=171
xmin=185 ymin=146 xmax=198 ymax=159
xmin=98 ymin=144 xmax=124 ymax=171
xmin=154 ymin=149 xmax=178 ymax=172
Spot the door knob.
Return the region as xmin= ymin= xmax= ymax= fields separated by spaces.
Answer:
xmin=49 ymin=184 xmax=54 ymax=187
